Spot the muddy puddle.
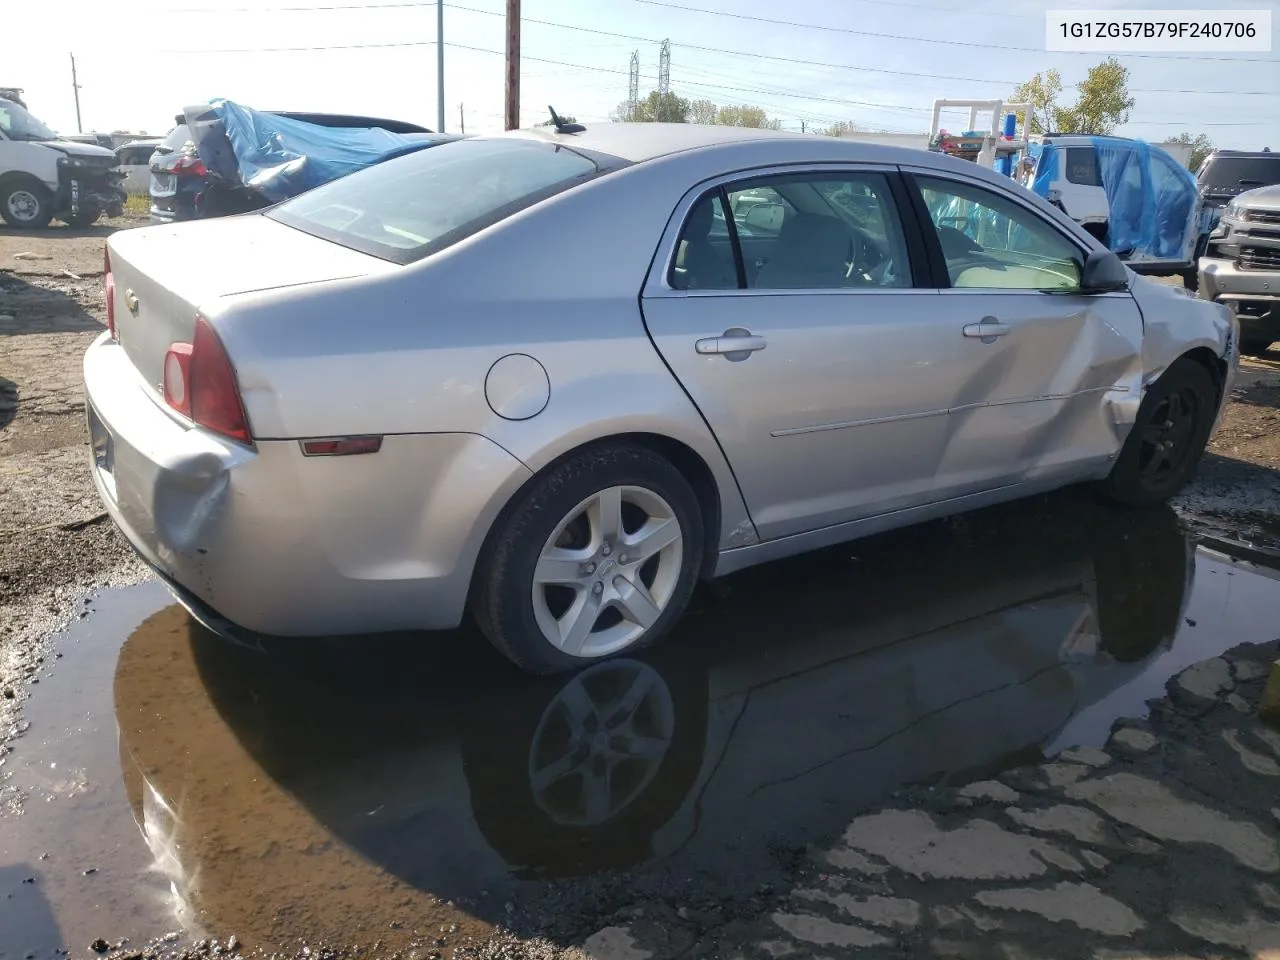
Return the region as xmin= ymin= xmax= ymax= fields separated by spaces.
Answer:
xmin=4 ymin=492 xmax=1280 ymax=957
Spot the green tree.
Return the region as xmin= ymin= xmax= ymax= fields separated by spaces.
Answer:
xmin=1012 ymin=58 xmax=1134 ymax=135
xmin=612 ymin=89 xmax=691 ymax=123
xmin=1010 ymin=69 xmax=1063 ymax=135
xmin=1058 ymin=57 xmax=1135 ymax=134
xmin=1168 ymin=132 xmax=1215 ymax=171
xmin=715 ymin=104 xmax=781 ymax=129
xmin=818 ymin=120 xmax=861 ymax=137
xmin=688 ymin=99 xmax=719 ymax=125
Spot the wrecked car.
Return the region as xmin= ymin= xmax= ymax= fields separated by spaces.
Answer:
xmin=0 ymin=95 xmax=125 ymax=228
xmin=86 ymin=123 xmax=1237 ymax=675
xmin=149 ymin=100 xmax=455 ymax=223
xmin=1032 ymin=135 xmax=1213 ymax=290
xmin=1199 ymin=182 xmax=1280 ymax=357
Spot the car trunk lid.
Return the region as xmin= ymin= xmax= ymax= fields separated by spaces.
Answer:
xmin=107 ymin=213 xmax=395 ymax=395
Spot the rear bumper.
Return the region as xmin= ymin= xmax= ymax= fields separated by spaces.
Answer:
xmin=83 ymin=332 xmax=532 ymax=637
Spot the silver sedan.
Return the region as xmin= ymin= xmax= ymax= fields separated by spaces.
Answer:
xmin=85 ymin=123 xmax=1239 ymax=673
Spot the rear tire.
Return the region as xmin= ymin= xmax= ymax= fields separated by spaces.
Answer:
xmin=0 ymin=177 xmax=54 ymax=229
xmin=1180 ymin=268 xmax=1199 ymax=293
xmin=1241 ymin=339 xmax=1274 ymax=358
xmin=472 ymin=443 xmax=704 ymax=675
xmin=1104 ymin=358 xmax=1216 ymax=507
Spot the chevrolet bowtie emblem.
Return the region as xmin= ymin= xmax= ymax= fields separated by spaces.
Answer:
xmin=124 ymin=289 xmax=140 ymax=315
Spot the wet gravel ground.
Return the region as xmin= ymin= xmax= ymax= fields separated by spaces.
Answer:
xmin=4 ymin=226 xmax=1280 ymax=960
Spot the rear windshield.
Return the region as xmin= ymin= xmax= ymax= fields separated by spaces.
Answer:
xmin=1198 ymin=155 xmax=1280 ymax=189
xmin=267 ymin=137 xmax=607 ymax=264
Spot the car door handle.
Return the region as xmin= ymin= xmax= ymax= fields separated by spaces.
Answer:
xmin=696 ymin=328 xmax=768 ymax=358
xmin=962 ymin=319 xmax=1011 ymax=339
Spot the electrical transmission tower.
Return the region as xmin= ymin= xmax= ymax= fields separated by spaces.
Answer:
xmin=657 ymin=39 xmax=670 ymax=121
xmin=628 ymin=50 xmax=639 ymax=121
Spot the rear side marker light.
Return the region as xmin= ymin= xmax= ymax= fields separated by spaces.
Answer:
xmin=300 ymin=436 xmax=384 ymax=457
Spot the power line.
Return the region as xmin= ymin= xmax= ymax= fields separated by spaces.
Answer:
xmin=440 ymin=3 xmax=1280 ymax=96
xmin=144 ymin=37 xmax=1279 ymax=127
xmin=620 ymin=0 xmax=1278 ymax=64
xmin=153 ymin=0 xmax=1280 ymax=93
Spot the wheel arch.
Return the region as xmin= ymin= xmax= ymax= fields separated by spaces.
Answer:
xmin=1174 ymin=345 xmax=1229 ymax=410
xmin=472 ymin=431 xmax=730 ymax=595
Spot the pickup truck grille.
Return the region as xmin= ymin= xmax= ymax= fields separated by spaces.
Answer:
xmin=1248 ymin=209 xmax=1280 ymax=226
xmin=1237 ymin=246 xmax=1280 ymax=270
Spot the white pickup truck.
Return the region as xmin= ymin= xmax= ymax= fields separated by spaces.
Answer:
xmin=0 ymin=96 xmax=125 ymax=228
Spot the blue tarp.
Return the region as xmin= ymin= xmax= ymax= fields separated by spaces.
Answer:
xmin=1031 ymin=142 xmax=1058 ymax=199
xmin=1093 ymin=137 xmax=1197 ymax=260
xmin=209 ymin=99 xmax=450 ymax=202
xmin=1032 ymin=137 xmax=1198 ymax=261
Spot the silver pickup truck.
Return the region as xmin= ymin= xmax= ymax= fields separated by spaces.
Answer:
xmin=1200 ymin=183 xmax=1280 ymax=357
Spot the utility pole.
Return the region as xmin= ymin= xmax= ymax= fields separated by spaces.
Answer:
xmin=657 ymin=39 xmax=670 ymax=122
xmin=627 ymin=50 xmax=639 ymax=121
xmin=69 ymin=53 xmax=83 ymax=133
xmin=459 ymin=102 xmax=465 ymax=134
xmin=436 ymin=0 xmax=445 ymax=132
xmin=800 ymin=119 xmax=806 ymax=133
xmin=504 ymin=0 xmax=521 ymax=130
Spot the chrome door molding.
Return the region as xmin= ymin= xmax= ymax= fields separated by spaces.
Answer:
xmin=642 ymin=161 xmax=911 ymax=300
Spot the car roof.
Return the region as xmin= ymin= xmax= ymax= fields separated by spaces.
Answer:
xmin=507 ymin=121 xmax=941 ymax=167
xmin=1206 ymin=149 xmax=1277 ymax=158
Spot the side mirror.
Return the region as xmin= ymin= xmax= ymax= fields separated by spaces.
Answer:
xmin=1080 ymin=249 xmax=1129 ymax=293
xmin=744 ymin=203 xmax=785 ymax=234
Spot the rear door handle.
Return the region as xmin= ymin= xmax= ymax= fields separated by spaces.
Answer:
xmin=962 ymin=318 xmax=1011 ymax=341
xmin=696 ymin=327 xmax=768 ymax=360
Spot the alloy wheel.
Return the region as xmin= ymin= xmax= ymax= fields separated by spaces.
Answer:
xmin=531 ymin=485 xmax=684 ymax=658
xmin=1136 ymin=386 xmax=1201 ymax=485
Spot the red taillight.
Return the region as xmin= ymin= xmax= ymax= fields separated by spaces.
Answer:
xmin=163 ymin=342 xmax=193 ymax=416
xmin=171 ymin=154 xmax=208 ymax=177
xmin=104 ymin=248 xmax=116 ymax=340
xmin=163 ymin=316 xmax=251 ymax=444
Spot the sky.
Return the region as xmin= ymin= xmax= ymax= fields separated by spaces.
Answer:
xmin=5 ymin=0 xmax=1278 ymax=149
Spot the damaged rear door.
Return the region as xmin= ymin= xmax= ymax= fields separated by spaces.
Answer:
xmin=905 ymin=171 xmax=1144 ymax=497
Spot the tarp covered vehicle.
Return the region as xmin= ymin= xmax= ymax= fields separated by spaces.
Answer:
xmin=149 ymin=99 xmax=459 ymax=223
xmin=1031 ymin=136 xmax=1214 ymax=289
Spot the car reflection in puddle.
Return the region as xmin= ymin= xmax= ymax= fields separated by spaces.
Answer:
xmin=102 ymin=491 xmax=1241 ymax=948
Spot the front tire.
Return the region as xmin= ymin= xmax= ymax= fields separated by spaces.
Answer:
xmin=472 ymin=443 xmax=704 ymax=674
xmin=0 ymin=178 xmax=54 ymax=229
xmin=1104 ymin=358 xmax=1216 ymax=507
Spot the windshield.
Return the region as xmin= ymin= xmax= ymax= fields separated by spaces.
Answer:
xmin=268 ymin=137 xmax=607 ymax=264
xmin=0 ymin=99 xmax=58 ymax=142
xmin=1198 ymin=156 xmax=1280 ymax=189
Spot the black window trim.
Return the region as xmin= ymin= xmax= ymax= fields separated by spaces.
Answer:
xmin=900 ymin=169 xmax=1097 ymax=293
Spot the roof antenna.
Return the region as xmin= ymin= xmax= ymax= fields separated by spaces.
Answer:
xmin=548 ymin=106 xmax=585 ymax=134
